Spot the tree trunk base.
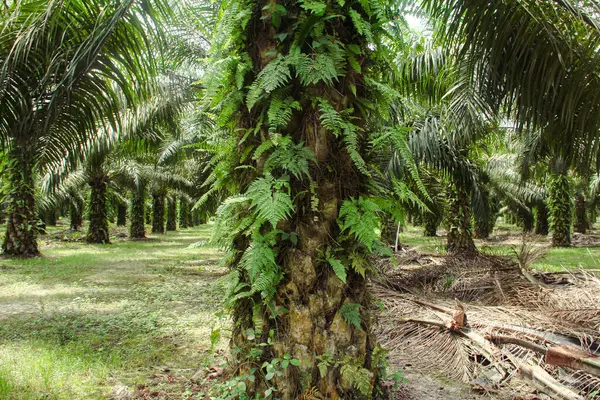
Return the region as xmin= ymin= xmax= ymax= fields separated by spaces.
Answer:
xmin=2 ymin=146 xmax=39 ymax=257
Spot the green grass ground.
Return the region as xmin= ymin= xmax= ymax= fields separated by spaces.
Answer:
xmin=1 ymin=219 xmax=599 ymax=399
xmin=399 ymin=222 xmax=600 ymax=271
xmin=0 ymin=223 xmax=226 ymax=399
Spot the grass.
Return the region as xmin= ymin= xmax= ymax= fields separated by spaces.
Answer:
xmin=1 ymin=218 xmax=599 ymax=398
xmin=398 ymin=221 xmax=600 ymax=271
xmin=0 ymin=223 xmax=227 ymax=400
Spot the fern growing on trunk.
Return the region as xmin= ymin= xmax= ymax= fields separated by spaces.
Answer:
xmin=204 ymin=0 xmax=404 ymax=398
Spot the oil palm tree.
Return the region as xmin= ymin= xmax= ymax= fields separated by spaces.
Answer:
xmin=421 ymin=0 xmax=600 ymax=246
xmin=0 ymin=0 xmax=167 ymax=256
xmin=204 ymin=1 xmax=431 ymax=397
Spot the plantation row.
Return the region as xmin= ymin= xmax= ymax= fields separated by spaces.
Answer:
xmin=2 ymin=0 xmax=600 ymax=398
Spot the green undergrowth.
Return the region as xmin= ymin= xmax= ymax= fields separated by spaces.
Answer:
xmin=0 ymin=224 xmax=227 ymax=399
xmin=398 ymin=222 xmax=600 ymax=271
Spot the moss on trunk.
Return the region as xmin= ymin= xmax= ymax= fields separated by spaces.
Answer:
xmin=151 ymin=192 xmax=165 ymax=234
xmin=548 ymin=172 xmax=572 ymax=247
xmin=86 ymin=175 xmax=110 ymax=244
xmin=2 ymin=146 xmax=39 ymax=257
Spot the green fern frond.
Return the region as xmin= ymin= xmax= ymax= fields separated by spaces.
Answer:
xmin=339 ymin=302 xmax=361 ymax=329
xmin=391 ymin=178 xmax=429 ymax=213
xmin=317 ymin=99 xmax=345 ymax=136
xmin=212 ymin=195 xmax=253 ymax=248
xmin=240 ymin=233 xmax=277 ymax=281
xmin=299 ymin=0 xmax=327 ymax=16
xmin=339 ymin=197 xmax=381 ymax=251
xmin=348 ymin=9 xmax=373 ymax=42
xmin=349 ymin=252 xmax=371 ymax=278
xmin=246 ymin=174 xmax=294 ymax=227
xmin=240 ymin=230 xmax=283 ymax=300
xmin=340 ymin=364 xmax=372 ymax=397
xmin=317 ymin=99 xmax=369 ymax=175
xmin=267 ymin=95 xmax=301 ymax=133
xmin=327 ymin=256 xmax=347 ymax=283
xmin=253 ymin=139 xmax=275 ymax=161
xmin=247 ymin=55 xmax=292 ymax=110
xmin=264 ymin=137 xmax=316 ymax=180
xmin=293 ymin=53 xmax=341 ymax=86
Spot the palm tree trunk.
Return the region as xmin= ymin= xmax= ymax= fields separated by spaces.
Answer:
xmin=70 ymin=198 xmax=84 ymax=231
xmin=145 ymin=204 xmax=152 ymax=225
xmin=534 ymin=203 xmax=549 ymax=235
xmin=179 ymin=198 xmax=188 ymax=229
xmin=221 ymin=3 xmax=388 ymax=397
xmin=548 ymin=172 xmax=572 ymax=247
xmin=44 ymin=210 xmax=57 ymax=226
xmin=166 ymin=197 xmax=177 ymax=231
xmin=381 ymin=214 xmax=398 ymax=245
xmin=151 ymin=192 xmax=165 ymax=234
xmin=518 ymin=208 xmax=534 ymax=234
xmin=116 ymin=204 xmax=127 ymax=226
xmin=424 ymin=210 xmax=441 ymax=237
xmin=446 ymin=184 xmax=477 ymax=254
xmin=192 ymin=209 xmax=200 ymax=226
xmin=189 ymin=206 xmax=195 ymax=227
xmin=474 ymin=218 xmax=491 ymax=239
xmin=86 ymin=175 xmax=110 ymax=244
xmin=2 ymin=146 xmax=39 ymax=257
xmin=574 ymin=193 xmax=588 ymax=234
xmin=129 ymin=187 xmax=146 ymax=239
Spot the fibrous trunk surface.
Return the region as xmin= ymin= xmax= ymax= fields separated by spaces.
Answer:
xmin=130 ymin=188 xmax=146 ymax=239
xmin=70 ymin=198 xmax=83 ymax=231
xmin=166 ymin=197 xmax=177 ymax=231
xmin=179 ymin=198 xmax=188 ymax=229
xmin=86 ymin=176 xmax=110 ymax=244
xmin=549 ymin=173 xmax=572 ymax=247
xmin=117 ymin=204 xmax=127 ymax=226
xmin=535 ymin=203 xmax=549 ymax=236
xmin=151 ymin=192 xmax=165 ymax=234
xmin=446 ymin=184 xmax=476 ymax=254
xmin=216 ymin=1 xmax=387 ymax=398
xmin=424 ymin=211 xmax=441 ymax=237
xmin=44 ymin=210 xmax=57 ymax=226
xmin=574 ymin=193 xmax=588 ymax=234
xmin=2 ymin=146 xmax=39 ymax=257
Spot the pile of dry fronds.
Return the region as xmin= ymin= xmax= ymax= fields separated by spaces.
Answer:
xmin=372 ymin=251 xmax=600 ymax=399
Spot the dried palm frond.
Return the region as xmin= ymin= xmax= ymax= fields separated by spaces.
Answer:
xmin=373 ymin=254 xmax=600 ymax=398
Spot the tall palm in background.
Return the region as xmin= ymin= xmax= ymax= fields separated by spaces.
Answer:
xmin=422 ymin=0 xmax=600 ymax=246
xmin=0 ymin=0 xmax=168 ymax=256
